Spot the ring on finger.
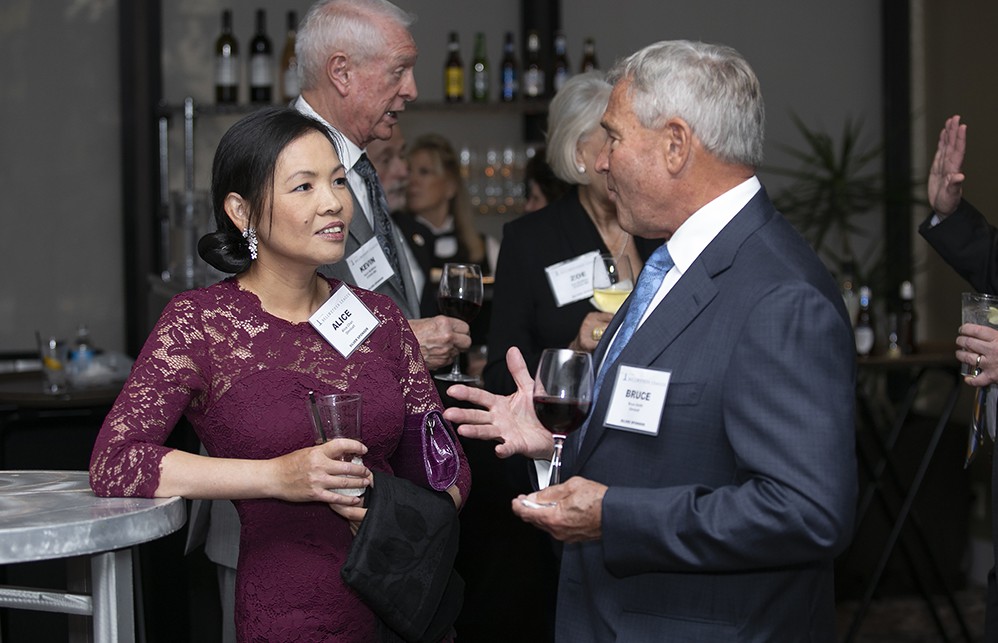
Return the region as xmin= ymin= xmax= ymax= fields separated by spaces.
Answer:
xmin=977 ymin=354 xmax=984 ymax=369
xmin=591 ymin=326 xmax=605 ymax=342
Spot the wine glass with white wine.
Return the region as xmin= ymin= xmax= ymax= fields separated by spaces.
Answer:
xmin=591 ymin=253 xmax=634 ymax=314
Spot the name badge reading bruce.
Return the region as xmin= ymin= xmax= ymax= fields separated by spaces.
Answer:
xmin=346 ymin=237 xmax=396 ymax=291
xmin=309 ymin=284 xmax=380 ymax=358
xmin=544 ymin=250 xmax=601 ymax=308
xmin=604 ymin=365 xmax=671 ymax=435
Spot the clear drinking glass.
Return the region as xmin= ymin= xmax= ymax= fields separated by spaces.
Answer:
xmin=962 ymin=292 xmax=998 ymax=376
xmin=308 ymin=392 xmax=364 ymax=496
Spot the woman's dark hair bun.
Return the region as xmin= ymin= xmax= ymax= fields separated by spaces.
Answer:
xmin=197 ymin=230 xmax=252 ymax=274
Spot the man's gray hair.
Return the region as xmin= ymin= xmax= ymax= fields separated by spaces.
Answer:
xmin=545 ymin=71 xmax=613 ymax=185
xmin=608 ymin=40 xmax=765 ymax=168
xmin=296 ymin=0 xmax=415 ymax=91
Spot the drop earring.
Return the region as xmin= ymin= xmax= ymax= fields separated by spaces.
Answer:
xmin=243 ymin=227 xmax=258 ymax=260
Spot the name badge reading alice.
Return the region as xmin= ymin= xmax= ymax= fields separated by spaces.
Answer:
xmin=309 ymin=284 xmax=380 ymax=358
xmin=544 ymin=250 xmax=601 ymax=308
xmin=346 ymin=237 xmax=396 ymax=292
xmin=604 ymin=365 xmax=671 ymax=435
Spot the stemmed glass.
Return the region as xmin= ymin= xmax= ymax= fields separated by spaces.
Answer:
xmin=531 ymin=348 xmax=594 ymax=505
xmin=434 ymin=263 xmax=484 ymax=383
xmin=591 ymin=253 xmax=634 ymax=314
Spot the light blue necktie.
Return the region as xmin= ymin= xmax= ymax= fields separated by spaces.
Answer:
xmin=577 ymin=244 xmax=674 ymax=448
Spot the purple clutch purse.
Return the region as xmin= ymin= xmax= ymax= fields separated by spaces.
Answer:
xmin=392 ymin=410 xmax=460 ymax=492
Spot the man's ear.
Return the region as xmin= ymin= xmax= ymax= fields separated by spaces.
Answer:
xmin=224 ymin=193 xmax=250 ymax=231
xmin=663 ymin=117 xmax=694 ymax=175
xmin=327 ymin=53 xmax=351 ymax=95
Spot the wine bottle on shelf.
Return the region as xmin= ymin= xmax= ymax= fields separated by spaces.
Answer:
xmin=499 ymin=31 xmax=518 ymax=102
xmin=552 ymin=31 xmax=570 ymax=94
xmin=444 ymin=31 xmax=464 ymax=103
xmin=249 ymin=9 xmax=273 ymax=104
xmin=279 ymin=11 xmax=299 ymax=103
xmin=470 ymin=32 xmax=489 ymax=103
xmin=214 ymin=9 xmax=239 ymax=105
xmin=523 ymin=30 xmax=545 ymax=100
xmin=855 ymin=286 xmax=875 ymax=356
xmin=580 ymin=36 xmax=599 ymax=72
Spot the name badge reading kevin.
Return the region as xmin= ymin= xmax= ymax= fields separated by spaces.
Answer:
xmin=604 ymin=365 xmax=671 ymax=435
xmin=346 ymin=237 xmax=396 ymax=291
xmin=544 ymin=250 xmax=601 ymax=308
xmin=309 ymin=284 xmax=380 ymax=358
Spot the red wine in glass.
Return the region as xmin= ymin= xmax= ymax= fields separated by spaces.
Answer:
xmin=533 ymin=395 xmax=589 ymax=436
xmin=437 ymin=296 xmax=481 ymax=323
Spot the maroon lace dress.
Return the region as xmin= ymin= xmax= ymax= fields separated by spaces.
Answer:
xmin=90 ymin=276 xmax=471 ymax=642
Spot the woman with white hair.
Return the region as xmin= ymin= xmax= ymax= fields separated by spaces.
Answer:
xmin=483 ymin=72 xmax=662 ymax=395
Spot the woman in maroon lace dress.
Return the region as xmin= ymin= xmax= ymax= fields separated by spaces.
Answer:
xmin=90 ymin=107 xmax=470 ymax=642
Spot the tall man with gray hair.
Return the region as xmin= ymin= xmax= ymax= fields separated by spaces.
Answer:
xmin=446 ymin=40 xmax=857 ymax=641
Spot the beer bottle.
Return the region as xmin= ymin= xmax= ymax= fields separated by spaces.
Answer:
xmin=444 ymin=32 xmax=464 ymax=102
xmin=855 ymin=286 xmax=875 ymax=356
xmin=523 ymin=30 xmax=545 ymax=100
xmin=552 ymin=31 xmax=570 ymax=93
xmin=580 ymin=36 xmax=599 ymax=72
xmin=499 ymin=32 xmax=518 ymax=102
xmin=471 ymin=32 xmax=489 ymax=102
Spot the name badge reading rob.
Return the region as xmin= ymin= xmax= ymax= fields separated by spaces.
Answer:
xmin=309 ymin=284 xmax=380 ymax=358
xmin=346 ymin=237 xmax=396 ymax=291
xmin=604 ymin=365 xmax=671 ymax=435
xmin=544 ymin=250 xmax=601 ymax=308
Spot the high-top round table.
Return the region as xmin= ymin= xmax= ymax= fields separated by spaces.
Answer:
xmin=0 ymin=470 xmax=185 ymax=642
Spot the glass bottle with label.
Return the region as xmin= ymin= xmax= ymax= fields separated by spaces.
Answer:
xmin=279 ymin=11 xmax=299 ymax=103
xmin=471 ymin=32 xmax=489 ymax=103
xmin=214 ymin=9 xmax=239 ymax=104
xmin=523 ymin=30 xmax=545 ymax=100
xmin=444 ymin=32 xmax=464 ymax=103
xmin=552 ymin=31 xmax=570 ymax=93
xmin=898 ymin=279 xmax=917 ymax=354
xmin=580 ymin=36 xmax=599 ymax=72
xmin=855 ymin=286 xmax=875 ymax=356
xmin=249 ymin=9 xmax=273 ymax=104
xmin=499 ymin=31 xmax=518 ymax=102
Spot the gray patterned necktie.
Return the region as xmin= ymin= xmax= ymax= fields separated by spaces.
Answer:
xmin=354 ymin=153 xmax=406 ymax=296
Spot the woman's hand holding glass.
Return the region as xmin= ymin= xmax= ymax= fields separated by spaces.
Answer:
xmin=269 ymin=439 xmax=371 ymax=505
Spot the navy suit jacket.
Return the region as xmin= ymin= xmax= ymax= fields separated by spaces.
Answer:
xmin=557 ymin=187 xmax=857 ymax=642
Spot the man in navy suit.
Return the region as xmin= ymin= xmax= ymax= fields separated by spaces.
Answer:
xmin=445 ymin=40 xmax=857 ymax=642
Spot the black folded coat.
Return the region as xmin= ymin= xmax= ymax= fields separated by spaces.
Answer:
xmin=341 ymin=471 xmax=464 ymax=643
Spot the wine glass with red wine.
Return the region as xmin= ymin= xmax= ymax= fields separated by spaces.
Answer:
xmin=532 ymin=348 xmax=594 ymax=503
xmin=434 ymin=263 xmax=484 ymax=383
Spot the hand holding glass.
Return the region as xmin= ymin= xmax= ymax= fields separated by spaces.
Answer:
xmin=530 ymin=348 xmax=594 ymax=507
xmin=308 ymin=392 xmax=365 ymax=496
xmin=592 ymin=254 xmax=634 ymax=314
xmin=435 ymin=263 xmax=484 ymax=383
xmin=961 ymin=292 xmax=998 ymax=376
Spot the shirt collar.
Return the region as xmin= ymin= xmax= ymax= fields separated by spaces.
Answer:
xmin=294 ymin=96 xmax=364 ymax=172
xmin=666 ymin=176 xmax=761 ymax=274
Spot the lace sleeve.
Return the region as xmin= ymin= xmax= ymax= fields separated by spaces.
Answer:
xmin=392 ymin=304 xmax=473 ymax=506
xmin=90 ymin=295 xmax=209 ymax=498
